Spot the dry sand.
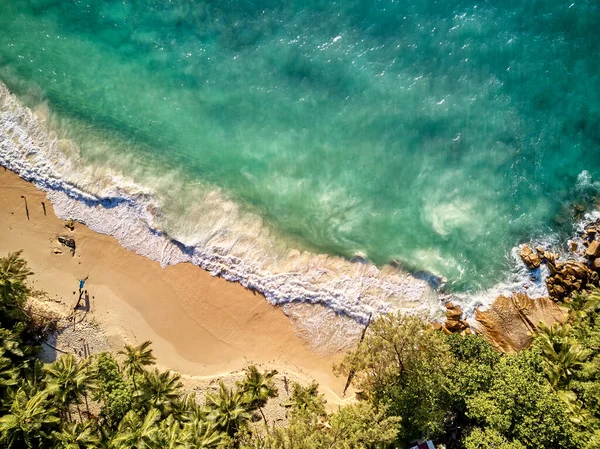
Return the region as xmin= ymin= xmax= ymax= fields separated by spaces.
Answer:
xmin=0 ymin=168 xmax=354 ymax=406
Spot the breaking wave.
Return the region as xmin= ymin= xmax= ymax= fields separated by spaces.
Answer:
xmin=0 ymin=82 xmax=440 ymax=323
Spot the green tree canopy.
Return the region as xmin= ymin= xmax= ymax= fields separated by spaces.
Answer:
xmin=335 ymin=313 xmax=451 ymax=443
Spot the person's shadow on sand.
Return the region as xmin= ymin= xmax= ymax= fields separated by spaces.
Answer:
xmin=74 ymin=291 xmax=90 ymax=313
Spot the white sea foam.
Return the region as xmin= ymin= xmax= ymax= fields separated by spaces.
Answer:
xmin=0 ymin=82 xmax=439 ymax=323
xmin=5 ymin=81 xmax=592 ymax=328
xmin=460 ymin=204 xmax=600 ymax=320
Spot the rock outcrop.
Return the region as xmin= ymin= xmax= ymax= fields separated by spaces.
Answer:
xmin=440 ymin=302 xmax=471 ymax=335
xmin=586 ymin=240 xmax=600 ymax=258
xmin=546 ymin=260 xmax=599 ymax=300
xmin=474 ymin=293 xmax=566 ymax=352
xmin=473 ymin=218 xmax=600 ymax=352
xmin=517 ymin=221 xmax=600 ymax=301
xmin=519 ymin=244 xmax=541 ymax=270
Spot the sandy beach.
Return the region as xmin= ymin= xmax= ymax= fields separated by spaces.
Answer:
xmin=0 ymin=168 xmax=351 ymax=405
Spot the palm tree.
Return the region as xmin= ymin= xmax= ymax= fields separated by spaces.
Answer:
xmin=45 ymin=353 xmax=91 ymax=421
xmin=238 ymin=365 xmax=278 ymax=426
xmin=118 ymin=341 xmax=156 ymax=389
xmin=171 ymin=392 xmax=208 ymax=423
xmin=206 ymin=382 xmax=251 ymax=437
xmin=52 ymin=421 xmax=101 ymax=449
xmin=569 ymin=287 xmax=600 ymax=318
xmin=286 ymin=381 xmax=326 ymax=415
xmin=536 ymin=322 xmax=591 ymax=389
xmin=138 ymin=368 xmax=183 ymax=415
xmin=0 ymin=251 xmax=33 ymax=325
xmin=568 ymin=288 xmax=600 ymax=340
xmin=183 ymin=419 xmax=223 ymax=449
xmin=110 ymin=408 xmax=160 ymax=449
xmin=20 ymin=358 xmax=47 ymax=398
xmin=152 ymin=414 xmax=190 ymax=449
xmin=557 ymin=390 xmax=592 ymax=425
xmin=0 ymin=355 xmax=19 ymax=403
xmin=0 ymin=388 xmax=60 ymax=448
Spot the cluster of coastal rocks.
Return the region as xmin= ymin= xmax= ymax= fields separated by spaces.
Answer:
xmin=520 ymin=220 xmax=600 ymax=301
xmin=435 ymin=302 xmax=472 ymax=336
xmin=438 ymin=294 xmax=566 ymax=352
xmin=438 ymin=219 xmax=600 ymax=352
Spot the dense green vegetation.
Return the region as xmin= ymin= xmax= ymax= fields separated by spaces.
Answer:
xmin=1 ymin=250 xmax=599 ymax=448
xmin=334 ymin=295 xmax=600 ymax=448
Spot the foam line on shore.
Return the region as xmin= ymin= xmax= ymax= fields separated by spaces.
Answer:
xmin=0 ymin=82 xmax=440 ymax=323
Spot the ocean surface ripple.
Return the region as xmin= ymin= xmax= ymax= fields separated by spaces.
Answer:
xmin=1 ymin=1 xmax=600 ymax=321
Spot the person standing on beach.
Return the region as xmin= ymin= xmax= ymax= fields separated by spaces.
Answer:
xmin=74 ymin=276 xmax=89 ymax=311
xmin=77 ymin=276 xmax=88 ymax=299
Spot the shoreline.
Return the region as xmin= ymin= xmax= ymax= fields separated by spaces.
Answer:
xmin=0 ymin=80 xmax=439 ymax=324
xmin=0 ymin=168 xmax=352 ymax=405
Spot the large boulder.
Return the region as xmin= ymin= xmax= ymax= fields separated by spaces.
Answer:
xmin=473 ymin=293 xmax=566 ymax=352
xmin=586 ymin=240 xmax=600 ymax=258
xmin=519 ymin=245 xmax=541 ymax=270
xmin=441 ymin=302 xmax=470 ymax=334
xmin=545 ymin=260 xmax=598 ymax=301
xmin=535 ymin=247 xmax=556 ymax=265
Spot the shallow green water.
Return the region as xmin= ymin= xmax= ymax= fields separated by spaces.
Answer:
xmin=1 ymin=0 xmax=599 ymax=292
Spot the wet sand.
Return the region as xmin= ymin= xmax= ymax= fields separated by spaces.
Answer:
xmin=0 ymin=168 xmax=350 ymax=404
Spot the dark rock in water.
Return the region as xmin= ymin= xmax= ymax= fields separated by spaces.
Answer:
xmin=412 ymin=270 xmax=446 ymax=289
xmin=389 ymin=259 xmax=403 ymax=269
xmin=350 ymin=252 xmax=367 ymax=263
xmin=519 ymin=245 xmax=541 ymax=270
xmin=57 ymin=236 xmax=76 ymax=256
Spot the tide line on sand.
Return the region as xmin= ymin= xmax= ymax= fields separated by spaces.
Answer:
xmin=0 ymin=168 xmax=355 ymax=404
xmin=0 ymin=80 xmax=439 ymax=326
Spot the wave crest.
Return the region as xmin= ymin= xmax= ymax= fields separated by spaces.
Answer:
xmin=0 ymin=82 xmax=438 ymax=323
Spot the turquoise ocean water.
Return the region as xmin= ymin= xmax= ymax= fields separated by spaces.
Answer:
xmin=1 ymin=1 xmax=599 ymax=313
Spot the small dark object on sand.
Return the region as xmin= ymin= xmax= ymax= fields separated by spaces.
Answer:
xmin=41 ymin=202 xmax=47 ymax=216
xmin=20 ymin=195 xmax=29 ymax=220
xmin=57 ymin=236 xmax=76 ymax=255
xmin=65 ymin=219 xmax=75 ymax=231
